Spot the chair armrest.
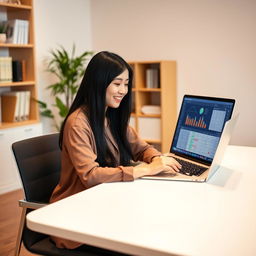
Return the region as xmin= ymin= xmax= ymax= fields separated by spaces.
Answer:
xmin=19 ymin=199 xmax=47 ymax=210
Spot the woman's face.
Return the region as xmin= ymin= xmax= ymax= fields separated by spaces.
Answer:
xmin=106 ymin=69 xmax=129 ymax=109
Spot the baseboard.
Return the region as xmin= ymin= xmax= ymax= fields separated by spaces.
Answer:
xmin=0 ymin=181 xmax=22 ymax=195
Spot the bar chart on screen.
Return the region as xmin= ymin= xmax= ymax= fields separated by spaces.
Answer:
xmin=185 ymin=115 xmax=207 ymax=129
xmin=183 ymin=105 xmax=212 ymax=130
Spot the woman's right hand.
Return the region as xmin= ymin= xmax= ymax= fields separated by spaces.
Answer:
xmin=133 ymin=156 xmax=181 ymax=179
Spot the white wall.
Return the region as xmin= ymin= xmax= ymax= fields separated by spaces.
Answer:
xmin=34 ymin=0 xmax=92 ymax=133
xmin=91 ymin=0 xmax=256 ymax=146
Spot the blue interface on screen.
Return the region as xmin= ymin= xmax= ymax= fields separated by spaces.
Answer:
xmin=171 ymin=97 xmax=234 ymax=163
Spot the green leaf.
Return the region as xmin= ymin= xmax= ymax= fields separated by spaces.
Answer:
xmin=55 ymin=97 xmax=69 ymax=118
xmin=40 ymin=109 xmax=54 ymax=118
xmin=37 ymin=100 xmax=48 ymax=109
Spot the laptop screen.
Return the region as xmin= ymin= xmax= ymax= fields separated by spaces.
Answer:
xmin=170 ymin=95 xmax=235 ymax=165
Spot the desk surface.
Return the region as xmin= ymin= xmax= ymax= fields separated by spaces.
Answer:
xmin=27 ymin=146 xmax=256 ymax=256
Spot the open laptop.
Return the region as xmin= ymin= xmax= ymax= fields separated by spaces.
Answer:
xmin=142 ymin=95 xmax=237 ymax=182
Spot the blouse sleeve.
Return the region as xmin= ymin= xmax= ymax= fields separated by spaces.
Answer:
xmin=64 ymin=123 xmax=134 ymax=189
xmin=127 ymin=126 xmax=162 ymax=163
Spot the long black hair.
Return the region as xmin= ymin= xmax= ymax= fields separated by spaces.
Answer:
xmin=59 ymin=51 xmax=133 ymax=167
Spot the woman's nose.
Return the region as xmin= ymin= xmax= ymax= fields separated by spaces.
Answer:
xmin=119 ymin=84 xmax=128 ymax=94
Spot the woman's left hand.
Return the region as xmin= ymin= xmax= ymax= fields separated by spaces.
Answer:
xmin=152 ymin=155 xmax=181 ymax=174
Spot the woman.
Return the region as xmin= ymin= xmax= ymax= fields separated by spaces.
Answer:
xmin=50 ymin=51 xmax=181 ymax=250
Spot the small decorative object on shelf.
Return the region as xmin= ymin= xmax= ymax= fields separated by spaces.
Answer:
xmin=0 ymin=33 xmax=6 ymax=43
xmin=7 ymin=0 xmax=21 ymax=4
xmin=146 ymin=68 xmax=159 ymax=88
xmin=0 ymin=22 xmax=7 ymax=43
xmin=141 ymin=105 xmax=161 ymax=115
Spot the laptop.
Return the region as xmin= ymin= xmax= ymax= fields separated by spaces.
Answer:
xmin=142 ymin=95 xmax=237 ymax=182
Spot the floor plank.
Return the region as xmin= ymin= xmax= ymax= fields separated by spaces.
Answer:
xmin=0 ymin=189 xmax=36 ymax=256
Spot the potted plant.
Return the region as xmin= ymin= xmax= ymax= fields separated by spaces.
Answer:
xmin=38 ymin=45 xmax=93 ymax=130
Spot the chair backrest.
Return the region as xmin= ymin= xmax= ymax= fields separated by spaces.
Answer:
xmin=12 ymin=133 xmax=61 ymax=203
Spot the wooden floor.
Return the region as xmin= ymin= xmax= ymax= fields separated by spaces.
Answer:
xmin=0 ymin=189 xmax=36 ymax=256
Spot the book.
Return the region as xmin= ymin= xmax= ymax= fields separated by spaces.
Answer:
xmin=23 ymin=20 xmax=29 ymax=44
xmin=18 ymin=91 xmax=26 ymax=120
xmin=1 ymin=91 xmax=21 ymax=122
xmin=0 ymin=57 xmax=13 ymax=83
xmin=21 ymin=60 xmax=26 ymax=81
xmin=18 ymin=91 xmax=31 ymax=120
xmin=5 ymin=19 xmax=29 ymax=44
xmin=1 ymin=90 xmax=30 ymax=122
xmin=24 ymin=91 xmax=31 ymax=120
xmin=12 ymin=60 xmax=23 ymax=82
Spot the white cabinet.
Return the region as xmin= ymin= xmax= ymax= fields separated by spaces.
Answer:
xmin=138 ymin=117 xmax=161 ymax=141
xmin=0 ymin=123 xmax=43 ymax=194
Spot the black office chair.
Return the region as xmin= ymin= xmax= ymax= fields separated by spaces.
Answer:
xmin=12 ymin=133 xmax=127 ymax=256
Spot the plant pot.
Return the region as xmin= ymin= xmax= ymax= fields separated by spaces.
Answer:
xmin=0 ymin=33 xmax=6 ymax=43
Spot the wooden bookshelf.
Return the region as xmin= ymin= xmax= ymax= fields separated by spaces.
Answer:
xmin=129 ymin=61 xmax=177 ymax=153
xmin=0 ymin=0 xmax=39 ymax=129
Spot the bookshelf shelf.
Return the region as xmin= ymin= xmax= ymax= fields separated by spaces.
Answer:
xmin=131 ymin=114 xmax=161 ymax=119
xmin=137 ymin=88 xmax=161 ymax=92
xmin=0 ymin=2 xmax=32 ymax=10
xmin=0 ymin=0 xmax=38 ymax=130
xmin=137 ymin=113 xmax=161 ymax=118
xmin=0 ymin=43 xmax=33 ymax=48
xmin=133 ymin=88 xmax=162 ymax=92
xmin=129 ymin=61 xmax=176 ymax=152
xmin=0 ymin=81 xmax=35 ymax=87
xmin=0 ymin=119 xmax=39 ymax=129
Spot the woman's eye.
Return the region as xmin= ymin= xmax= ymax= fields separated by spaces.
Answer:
xmin=114 ymin=83 xmax=121 ymax=86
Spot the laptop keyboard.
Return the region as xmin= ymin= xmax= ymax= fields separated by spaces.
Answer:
xmin=173 ymin=157 xmax=208 ymax=176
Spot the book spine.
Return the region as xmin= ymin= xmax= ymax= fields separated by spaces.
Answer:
xmin=12 ymin=60 xmax=23 ymax=82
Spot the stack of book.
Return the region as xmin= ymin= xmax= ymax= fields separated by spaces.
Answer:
xmin=0 ymin=57 xmax=26 ymax=83
xmin=0 ymin=57 xmax=12 ymax=83
xmin=5 ymin=19 xmax=29 ymax=44
xmin=146 ymin=68 xmax=159 ymax=88
xmin=1 ymin=90 xmax=31 ymax=122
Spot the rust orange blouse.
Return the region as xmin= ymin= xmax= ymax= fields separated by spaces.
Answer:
xmin=50 ymin=108 xmax=161 ymax=249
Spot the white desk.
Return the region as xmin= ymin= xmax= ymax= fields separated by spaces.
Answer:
xmin=27 ymin=146 xmax=256 ymax=256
